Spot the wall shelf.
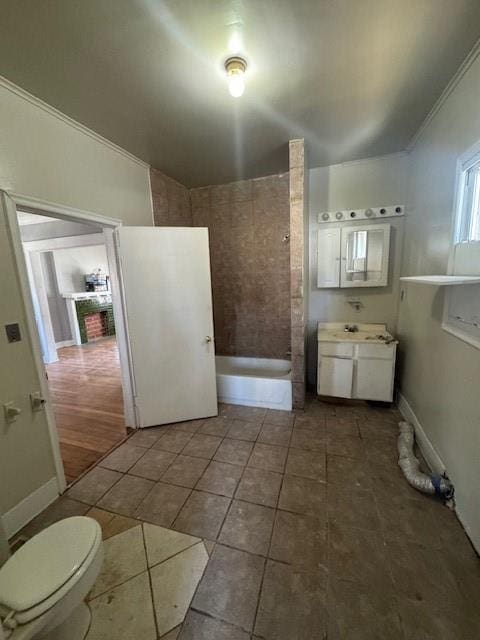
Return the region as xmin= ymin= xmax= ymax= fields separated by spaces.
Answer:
xmin=400 ymin=275 xmax=480 ymax=285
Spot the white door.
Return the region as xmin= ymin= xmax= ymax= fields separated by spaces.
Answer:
xmin=317 ymin=228 xmax=341 ymax=288
xmin=116 ymin=227 xmax=217 ymax=427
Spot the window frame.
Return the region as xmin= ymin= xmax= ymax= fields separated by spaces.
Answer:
xmin=442 ymin=140 xmax=480 ymax=350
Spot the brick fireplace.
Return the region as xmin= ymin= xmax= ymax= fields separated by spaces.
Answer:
xmin=84 ymin=311 xmax=109 ymax=341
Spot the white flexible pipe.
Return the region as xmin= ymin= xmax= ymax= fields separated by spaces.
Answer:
xmin=397 ymin=421 xmax=454 ymax=499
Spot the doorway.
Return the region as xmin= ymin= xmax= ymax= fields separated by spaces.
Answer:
xmin=2 ymin=190 xmax=218 ymax=504
xmin=17 ymin=210 xmax=129 ymax=483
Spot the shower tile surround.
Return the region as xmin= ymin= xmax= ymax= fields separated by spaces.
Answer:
xmin=16 ymin=399 xmax=480 ymax=639
xmin=190 ymin=173 xmax=291 ymax=360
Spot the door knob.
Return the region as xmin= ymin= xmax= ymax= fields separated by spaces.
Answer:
xmin=205 ymin=336 xmax=213 ymax=343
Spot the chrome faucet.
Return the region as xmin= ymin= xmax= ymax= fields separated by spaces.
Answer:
xmin=344 ymin=324 xmax=359 ymax=333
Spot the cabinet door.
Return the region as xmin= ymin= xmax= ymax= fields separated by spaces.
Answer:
xmin=355 ymin=358 xmax=394 ymax=401
xmin=318 ymin=356 xmax=353 ymax=398
xmin=340 ymin=224 xmax=390 ymax=288
xmin=317 ymin=228 xmax=341 ymax=288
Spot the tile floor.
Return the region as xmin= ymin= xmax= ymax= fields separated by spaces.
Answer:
xmin=17 ymin=398 xmax=480 ymax=639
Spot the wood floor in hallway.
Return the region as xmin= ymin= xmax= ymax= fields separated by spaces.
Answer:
xmin=46 ymin=337 xmax=126 ymax=484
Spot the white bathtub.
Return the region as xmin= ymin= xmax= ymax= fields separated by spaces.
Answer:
xmin=216 ymin=356 xmax=292 ymax=411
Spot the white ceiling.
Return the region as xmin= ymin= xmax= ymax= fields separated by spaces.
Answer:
xmin=1 ymin=1 xmax=480 ymax=187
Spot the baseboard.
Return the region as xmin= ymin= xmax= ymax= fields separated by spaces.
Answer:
xmin=397 ymin=391 xmax=446 ymax=475
xmin=55 ymin=340 xmax=75 ymax=349
xmin=1 ymin=477 xmax=60 ymax=538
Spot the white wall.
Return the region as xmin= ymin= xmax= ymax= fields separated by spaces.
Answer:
xmin=53 ymin=244 xmax=109 ymax=293
xmin=0 ymin=78 xmax=153 ymax=225
xmin=308 ymin=153 xmax=409 ymax=384
xmin=0 ymin=78 xmax=152 ymax=534
xmin=397 ymin=51 xmax=480 ymax=552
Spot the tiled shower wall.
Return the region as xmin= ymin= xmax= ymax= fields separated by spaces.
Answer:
xmin=190 ymin=175 xmax=291 ymax=359
xmin=150 ymin=167 xmax=192 ymax=226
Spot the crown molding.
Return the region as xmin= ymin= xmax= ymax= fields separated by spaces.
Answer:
xmin=407 ymin=37 xmax=480 ymax=152
xmin=0 ymin=75 xmax=150 ymax=170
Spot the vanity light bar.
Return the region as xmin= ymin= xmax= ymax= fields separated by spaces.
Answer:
xmin=317 ymin=205 xmax=405 ymax=224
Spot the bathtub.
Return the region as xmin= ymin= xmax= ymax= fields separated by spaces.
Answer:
xmin=216 ymin=356 xmax=292 ymax=411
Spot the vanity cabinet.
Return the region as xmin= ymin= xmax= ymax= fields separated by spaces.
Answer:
xmin=317 ymin=325 xmax=397 ymax=402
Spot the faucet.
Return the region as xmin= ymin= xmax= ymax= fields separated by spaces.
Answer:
xmin=344 ymin=324 xmax=359 ymax=333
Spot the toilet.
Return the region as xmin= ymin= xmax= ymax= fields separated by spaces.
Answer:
xmin=0 ymin=516 xmax=103 ymax=640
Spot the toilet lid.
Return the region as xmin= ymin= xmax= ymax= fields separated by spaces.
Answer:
xmin=0 ymin=516 xmax=99 ymax=613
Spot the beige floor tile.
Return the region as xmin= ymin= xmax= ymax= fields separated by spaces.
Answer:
xmin=161 ymin=455 xmax=209 ymax=488
xmin=179 ymin=610 xmax=250 ymax=639
xmin=397 ymin=597 xmax=480 ymax=640
xmin=247 ymin=442 xmax=287 ymax=472
xmin=160 ymin=626 xmax=182 ymax=640
xmin=193 ymin=544 xmax=264 ymax=631
xmin=235 ymin=467 xmax=283 ymax=507
xmin=173 ymin=490 xmax=230 ymax=539
xmin=264 ymin=409 xmax=295 ymax=427
xmin=143 ymin=522 xmax=200 ymax=567
xmin=327 ymin=454 xmax=373 ymax=490
xmin=219 ymin=500 xmax=275 ymax=555
xmin=290 ymin=427 xmax=326 ymax=452
xmin=86 ymin=508 xmax=138 ymax=540
xmin=90 ymin=524 xmax=147 ymax=598
xmin=168 ymin=419 xmax=205 ymax=434
xmin=255 ymin=560 xmax=326 ymax=640
xmin=214 ymin=438 xmax=253 ymax=466
xmin=135 ymin=481 xmax=190 ymax=527
xmin=326 ymin=416 xmax=360 ymax=437
xmin=67 ymin=467 xmax=122 ymax=504
xmin=150 ymin=542 xmax=209 ymax=637
xmin=99 ymin=443 xmax=147 ymax=472
xmin=327 ymin=485 xmax=379 ymax=531
xmin=97 ymin=474 xmax=154 ymax=517
xmin=227 ymin=419 xmax=262 ymax=441
xmin=327 ymin=433 xmax=365 ymax=459
xmin=328 ymin=521 xmax=392 ymax=588
xmin=19 ymin=497 xmax=89 ymax=538
xmin=278 ymin=475 xmax=327 ymax=516
xmin=128 ymin=448 xmax=176 ymax=481
xmin=327 ymin=578 xmax=404 ymax=640
xmin=376 ymin=496 xmax=445 ymax=546
xmin=359 ymin=420 xmax=398 ymax=441
xmin=386 ymin=538 xmax=466 ymax=608
xmin=257 ymin=423 xmax=292 ymax=446
xmin=285 ymin=447 xmax=326 ymax=481
xmin=181 ymin=434 xmax=223 ymax=459
xmin=365 ymin=437 xmax=398 ymax=467
xmin=87 ymin=571 xmax=156 ymax=640
xmin=128 ymin=428 xmax=164 ymax=448
xmin=231 ymin=405 xmax=267 ymax=423
xmin=153 ymin=430 xmax=193 ymax=453
xmin=198 ymin=416 xmax=232 ymax=437
xmin=270 ymin=510 xmax=327 ymax=571
xmin=293 ymin=413 xmax=326 ymax=430
xmin=196 ymin=460 xmax=243 ymax=497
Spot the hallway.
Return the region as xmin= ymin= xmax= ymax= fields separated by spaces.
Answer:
xmin=46 ymin=337 xmax=126 ymax=483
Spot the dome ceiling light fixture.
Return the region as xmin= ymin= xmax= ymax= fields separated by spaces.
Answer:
xmin=225 ymin=56 xmax=247 ymax=98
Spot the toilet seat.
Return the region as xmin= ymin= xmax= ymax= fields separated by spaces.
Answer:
xmin=0 ymin=517 xmax=101 ymax=626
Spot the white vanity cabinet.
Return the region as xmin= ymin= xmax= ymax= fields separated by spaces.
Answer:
xmin=317 ymin=323 xmax=397 ymax=402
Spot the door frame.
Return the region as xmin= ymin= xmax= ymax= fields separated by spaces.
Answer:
xmin=2 ymin=190 xmax=137 ymax=493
